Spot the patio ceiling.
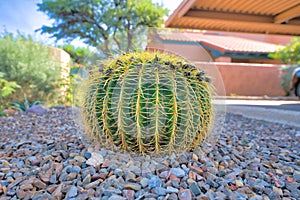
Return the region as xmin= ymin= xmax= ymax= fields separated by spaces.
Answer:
xmin=165 ymin=0 xmax=300 ymax=35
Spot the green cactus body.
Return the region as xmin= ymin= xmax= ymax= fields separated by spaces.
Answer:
xmin=82 ymin=52 xmax=213 ymax=154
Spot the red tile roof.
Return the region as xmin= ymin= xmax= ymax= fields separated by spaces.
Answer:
xmin=156 ymin=31 xmax=283 ymax=54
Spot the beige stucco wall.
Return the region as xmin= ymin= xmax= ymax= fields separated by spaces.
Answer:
xmin=51 ymin=47 xmax=71 ymax=102
xmin=147 ymin=43 xmax=285 ymax=96
xmin=199 ymin=62 xmax=285 ymax=96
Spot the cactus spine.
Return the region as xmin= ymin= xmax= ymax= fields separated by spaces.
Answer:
xmin=82 ymin=51 xmax=213 ymax=154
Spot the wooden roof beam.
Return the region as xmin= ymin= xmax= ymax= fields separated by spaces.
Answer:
xmin=172 ymin=16 xmax=300 ymax=35
xmin=177 ymin=0 xmax=197 ymax=18
xmin=274 ymin=4 xmax=300 ymax=24
xmin=186 ymin=10 xmax=273 ymax=23
xmin=165 ymin=0 xmax=196 ymax=27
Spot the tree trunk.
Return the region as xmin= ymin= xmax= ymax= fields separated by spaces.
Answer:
xmin=127 ymin=30 xmax=133 ymax=52
xmin=103 ymin=39 xmax=111 ymax=57
xmin=113 ymin=34 xmax=122 ymax=51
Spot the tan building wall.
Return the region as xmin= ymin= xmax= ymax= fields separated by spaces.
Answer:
xmin=147 ymin=43 xmax=285 ymax=96
xmin=50 ymin=47 xmax=71 ymax=102
xmin=203 ymin=63 xmax=284 ymax=96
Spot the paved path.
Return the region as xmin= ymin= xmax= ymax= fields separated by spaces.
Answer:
xmin=213 ymin=99 xmax=300 ymax=127
xmin=224 ymin=99 xmax=300 ymax=112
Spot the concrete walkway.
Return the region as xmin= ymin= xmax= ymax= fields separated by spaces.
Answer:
xmin=214 ymin=99 xmax=300 ymax=128
xmin=226 ymin=105 xmax=300 ymax=127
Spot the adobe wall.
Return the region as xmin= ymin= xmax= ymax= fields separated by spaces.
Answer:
xmin=197 ymin=62 xmax=285 ymax=96
xmin=50 ymin=47 xmax=71 ymax=102
xmin=147 ymin=43 xmax=285 ymax=96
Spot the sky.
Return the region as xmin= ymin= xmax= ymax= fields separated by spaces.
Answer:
xmin=0 ymin=0 xmax=183 ymax=46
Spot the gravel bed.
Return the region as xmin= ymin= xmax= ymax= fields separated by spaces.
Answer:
xmin=0 ymin=107 xmax=299 ymax=200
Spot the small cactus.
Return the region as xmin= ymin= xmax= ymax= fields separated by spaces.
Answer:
xmin=82 ymin=51 xmax=213 ymax=154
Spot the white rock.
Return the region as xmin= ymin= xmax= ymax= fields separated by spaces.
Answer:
xmin=86 ymin=152 xmax=104 ymax=167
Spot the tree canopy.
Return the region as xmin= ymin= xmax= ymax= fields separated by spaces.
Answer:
xmin=37 ymin=0 xmax=168 ymax=56
xmin=269 ymin=37 xmax=300 ymax=64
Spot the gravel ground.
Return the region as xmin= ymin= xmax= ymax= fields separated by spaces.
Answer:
xmin=0 ymin=107 xmax=299 ymax=200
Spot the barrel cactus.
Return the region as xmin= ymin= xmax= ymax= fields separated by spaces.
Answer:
xmin=82 ymin=51 xmax=213 ymax=154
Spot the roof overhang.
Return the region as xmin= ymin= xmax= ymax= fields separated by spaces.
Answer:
xmin=159 ymin=39 xmax=271 ymax=59
xmin=165 ymin=0 xmax=300 ymax=35
xmin=150 ymin=29 xmax=282 ymax=59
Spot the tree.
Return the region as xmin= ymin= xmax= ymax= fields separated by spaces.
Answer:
xmin=60 ymin=44 xmax=101 ymax=69
xmin=269 ymin=37 xmax=300 ymax=95
xmin=61 ymin=44 xmax=93 ymax=65
xmin=37 ymin=0 xmax=168 ymax=56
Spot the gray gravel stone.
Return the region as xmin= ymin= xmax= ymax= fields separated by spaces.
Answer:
xmin=190 ymin=182 xmax=201 ymax=196
xmin=207 ymin=178 xmax=219 ymax=188
xmin=123 ymin=182 xmax=142 ymax=191
xmin=148 ymin=176 xmax=163 ymax=189
xmin=249 ymin=195 xmax=263 ymax=200
xmin=67 ymin=186 xmax=78 ymax=198
xmin=166 ymin=186 xmax=179 ymax=193
xmin=140 ymin=177 xmax=149 ymax=188
xmin=152 ymin=187 xmax=167 ymax=196
xmin=83 ymin=174 xmax=91 ymax=184
xmin=84 ymin=180 xmax=100 ymax=189
xmin=108 ymin=194 xmax=125 ymax=200
xmin=170 ymin=168 xmax=185 ymax=178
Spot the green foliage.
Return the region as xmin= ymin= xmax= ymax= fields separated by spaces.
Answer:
xmin=61 ymin=44 xmax=96 ymax=66
xmin=61 ymin=44 xmax=91 ymax=64
xmin=82 ymin=52 xmax=213 ymax=154
xmin=9 ymin=95 xmax=44 ymax=112
xmin=0 ymin=73 xmax=21 ymax=115
xmin=269 ymin=37 xmax=300 ymax=64
xmin=37 ymin=0 xmax=168 ymax=56
xmin=0 ymin=31 xmax=63 ymax=104
xmin=0 ymin=73 xmax=20 ymax=98
xmin=269 ymin=37 xmax=300 ymax=95
xmin=65 ymin=66 xmax=88 ymax=106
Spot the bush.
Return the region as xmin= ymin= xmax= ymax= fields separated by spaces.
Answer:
xmin=269 ymin=37 xmax=300 ymax=95
xmin=269 ymin=37 xmax=300 ymax=64
xmin=0 ymin=73 xmax=20 ymax=99
xmin=0 ymin=73 xmax=20 ymax=115
xmin=279 ymin=65 xmax=298 ymax=95
xmin=0 ymin=31 xmax=63 ymax=104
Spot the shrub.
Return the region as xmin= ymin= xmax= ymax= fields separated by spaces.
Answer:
xmin=65 ymin=65 xmax=88 ymax=106
xmin=269 ymin=37 xmax=300 ymax=95
xmin=0 ymin=31 xmax=63 ymax=104
xmin=0 ymin=73 xmax=20 ymax=115
xmin=0 ymin=73 xmax=20 ymax=99
xmin=279 ymin=65 xmax=298 ymax=95
xmin=9 ymin=94 xmax=44 ymax=112
xmin=82 ymin=51 xmax=213 ymax=154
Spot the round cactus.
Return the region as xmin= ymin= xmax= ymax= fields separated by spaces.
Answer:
xmin=82 ymin=51 xmax=213 ymax=154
